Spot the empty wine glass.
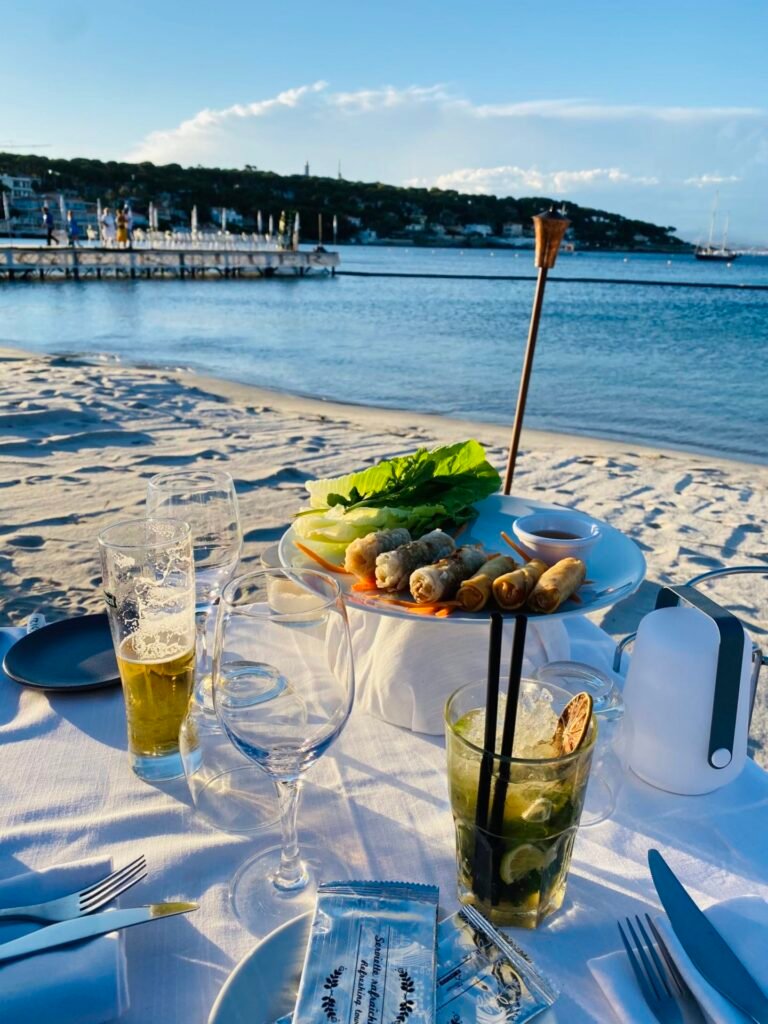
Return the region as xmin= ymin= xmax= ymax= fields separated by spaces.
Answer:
xmin=213 ymin=568 xmax=355 ymax=933
xmin=146 ymin=470 xmax=278 ymax=834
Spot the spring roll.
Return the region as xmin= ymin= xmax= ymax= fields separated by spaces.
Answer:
xmin=375 ymin=529 xmax=455 ymax=591
xmin=493 ymin=559 xmax=548 ymax=611
xmin=457 ymin=555 xmax=518 ymax=612
xmin=344 ymin=527 xmax=412 ymax=578
xmin=409 ymin=545 xmax=487 ymax=604
xmin=527 ymin=557 xmax=586 ymax=614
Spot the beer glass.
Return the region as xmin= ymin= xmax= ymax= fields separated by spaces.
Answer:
xmin=99 ymin=518 xmax=196 ymax=781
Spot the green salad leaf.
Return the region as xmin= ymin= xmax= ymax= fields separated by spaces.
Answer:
xmin=295 ymin=441 xmax=500 ymax=551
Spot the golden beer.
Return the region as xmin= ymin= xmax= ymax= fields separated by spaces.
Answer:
xmin=117 ymin=635 xmax=195 ymax=757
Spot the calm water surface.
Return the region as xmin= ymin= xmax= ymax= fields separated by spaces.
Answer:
xmin=1 ymin=247 xmax=766 ymax=463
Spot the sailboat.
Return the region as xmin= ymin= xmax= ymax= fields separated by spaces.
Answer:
xmin=695 ymin=193 xmax=739 ymax=261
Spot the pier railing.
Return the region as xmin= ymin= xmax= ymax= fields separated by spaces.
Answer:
xmin=0 ymin=245 xmax=339 ymax=281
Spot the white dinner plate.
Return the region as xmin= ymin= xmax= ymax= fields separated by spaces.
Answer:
xmin=208 ymin=912 xmax=311 ymax=1024
xmin=279 ymin=492 xmax=646 ymax=623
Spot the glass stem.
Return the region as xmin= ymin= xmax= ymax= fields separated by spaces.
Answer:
xmin=194 ymin=605 xmax=214 ymax=706
xmin=273 ymin=779 xmax=308 ymax=891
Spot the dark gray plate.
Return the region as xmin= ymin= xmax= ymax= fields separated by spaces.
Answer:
xmin=2 ymin=614 xmax=120 ymax=691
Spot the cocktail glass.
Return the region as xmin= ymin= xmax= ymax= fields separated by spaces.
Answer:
xmin=445 ymin=678 xmax=596 ymax=929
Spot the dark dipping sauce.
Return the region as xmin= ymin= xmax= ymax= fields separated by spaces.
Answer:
xmin=534 ymin=529 xmax=582 ymax=540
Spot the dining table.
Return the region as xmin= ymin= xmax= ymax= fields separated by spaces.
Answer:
xmin=1 ymin=621 xmax=767 ymax=1023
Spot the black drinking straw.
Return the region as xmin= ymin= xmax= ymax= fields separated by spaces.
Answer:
xmin=471 ymin=611 xmax=503 ymax=900
xmin=488 ymin=614 xmax=528 ymax=904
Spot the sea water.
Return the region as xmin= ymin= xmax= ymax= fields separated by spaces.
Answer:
xmin=0 ymin=246 xmax=765 ymax=463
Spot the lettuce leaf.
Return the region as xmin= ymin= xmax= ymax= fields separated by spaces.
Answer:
xmin=297 ymin=441 xmax=500 ymax=547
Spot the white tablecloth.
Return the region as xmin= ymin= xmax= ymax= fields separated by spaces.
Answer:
xmin=1 ymin=624 xmax=767 ymax=1023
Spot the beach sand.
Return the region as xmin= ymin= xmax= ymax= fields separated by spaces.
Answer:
xmin=1 ymin=345 xmax=766 ymax=763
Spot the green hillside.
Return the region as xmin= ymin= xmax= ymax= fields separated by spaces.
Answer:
xmin=0 ymin=152 xmax=689 ymax=251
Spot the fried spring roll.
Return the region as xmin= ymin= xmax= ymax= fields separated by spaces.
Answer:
xmin=457 ymin=555 xmax=518 ymax=612
xmin=492 ymin=559 xmax=548 ymax=611
xmin=344 ymin=527 xmax=412 ymax=578
xmin=375 ymin=529 xmax=455 ymax=591
xmin=527 ymin=557 xmax=586 ymax=614
xmin=410 ymin=546 xmax=487 ymax=604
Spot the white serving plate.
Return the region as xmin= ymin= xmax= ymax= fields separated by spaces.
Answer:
xmin=208 ymin=912 xmax=311 ymax=1024
xmin=279 ymin=493 xmax=646 ymax=623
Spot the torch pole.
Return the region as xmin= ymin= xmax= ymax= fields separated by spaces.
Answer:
xmin=502 ymin=206 xmax=570 ymax=495
xmin=503 ymin=267 xmax=549 ymax=494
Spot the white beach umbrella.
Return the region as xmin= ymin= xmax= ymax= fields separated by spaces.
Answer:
xmin=333 ymin=214 xmax=338 ymax=245
xmin=2 ymin=191 xmax=10 ymax=222
xmin=292 ymin=211 xmax=300 ymax=250
xmin=191 ymin=205 xmax=198 ymax=234
xmin=268 ymin=213 xmax=274 ymax=238
xmin=58 ymin=193 xmax=67 ymax=222
xmin=221 ymin=208 xmax=227 ymax=232
xmin=257 ymin=209 xmax=263 ymax=235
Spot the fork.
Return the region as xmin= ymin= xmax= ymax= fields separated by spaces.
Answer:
xmin=0 ymin=855 xmax=147 ymax=922
xmin=618 ymin=914 xmax=706 ymax=1023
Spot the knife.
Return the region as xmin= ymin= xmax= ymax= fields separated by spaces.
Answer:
xmin=649 ymin=849 xmax=768 ymax=1023
xmin=0 ymin=902 xmax=197 ymax=963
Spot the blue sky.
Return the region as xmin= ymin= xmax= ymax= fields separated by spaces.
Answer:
xmin=2 ymin=1 xmax=767 ymax=242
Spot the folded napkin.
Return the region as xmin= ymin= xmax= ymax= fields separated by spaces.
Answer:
xmin=0 ymin=858 xmax=129 ymax=1024
xmin=589 ymin=896 xmax=768 ymax=1023
xmin=348 ymin=609 xmax=571 ymax=734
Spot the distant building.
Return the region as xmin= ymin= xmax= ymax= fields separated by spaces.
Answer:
xmin=502 ymin=222 xmax=523 ymax=238
xmin=212 ymin=207 xmax=243 ymax=228
xmin=464 ymin=223 xmax=493 ymax=237
xmin=0 ymin=172 xmax=37 ymax=197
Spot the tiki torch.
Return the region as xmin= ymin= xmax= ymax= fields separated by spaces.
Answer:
xmin=502 ymin=206 xmax=570 ymax=495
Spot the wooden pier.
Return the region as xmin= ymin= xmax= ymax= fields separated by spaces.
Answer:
xmin=0 ymin=245 xmax=339 ymax=281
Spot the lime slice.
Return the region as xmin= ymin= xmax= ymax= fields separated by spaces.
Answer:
xmin=499 ymin=844 xmax=546 ymax=884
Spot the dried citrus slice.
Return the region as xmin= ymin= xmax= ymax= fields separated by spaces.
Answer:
xmin=555 ymin=691 xmax=593 ymax=754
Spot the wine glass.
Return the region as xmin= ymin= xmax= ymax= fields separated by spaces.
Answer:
xmin=146 ymin=469 xmax=242 ymax=624
xmin=146 ymin=470 xmax=278 ymax=834
xmin=213 ymin=568 xmax=355 ymax=933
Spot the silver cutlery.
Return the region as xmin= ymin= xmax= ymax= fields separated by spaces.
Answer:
xmin=0 ymin=902 xmax=197 ymax=962
xmin=0 ymin=854 xmax=147 ymax=922
xmin=649 ymin=849 xmax=768 ymax=1023
xmin=618 ymin=913 xmax=705 ymax=1023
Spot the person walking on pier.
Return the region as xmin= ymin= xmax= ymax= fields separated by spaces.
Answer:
xmin=116 ymin=207 xmax=128 ymax=247
xmin=66 ymin=210 xmax=80 ymax=248
xmin=124 ymin=204 xmax=134 ymax=248
xmin=100 ymin=207 xmax=116 ymax=246
xmin=42 ymin=205 xmax=58 ymax=246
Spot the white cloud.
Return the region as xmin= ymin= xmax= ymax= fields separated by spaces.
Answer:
xmin=122 ymin=80 xmax=768 ymax=242
xmin=463 ymin=99 xmax=763 ymax=123
xmin=407 ymin=165 xmax=660 ymax=195
xmin=126 ymin=82 xmax=329 ymax=162
xmin=683 ymin=173 xmax=742 ymax=187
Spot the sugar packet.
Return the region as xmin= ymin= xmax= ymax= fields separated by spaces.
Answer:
xmin=275 ymin=901 xmax=556 ymax=1024
xmin=436 ymin=905 xmax=557 ymax=1021
xmin=290 ymin=880 xmax=439 ymax=1024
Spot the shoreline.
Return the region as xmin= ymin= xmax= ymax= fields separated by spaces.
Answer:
xmin=3 ymin=343 xmax=764 ymax=472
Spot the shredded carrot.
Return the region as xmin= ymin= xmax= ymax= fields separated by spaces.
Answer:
xmin=351 ymin=577 xmax=379 ymax=592
xmin=435 ymin=607 xmax=453 ymax=618
xmin=500 ymin=532 xmax=532 ymax=562
xmin=294 ymin=541 xmax=348 ymax=575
